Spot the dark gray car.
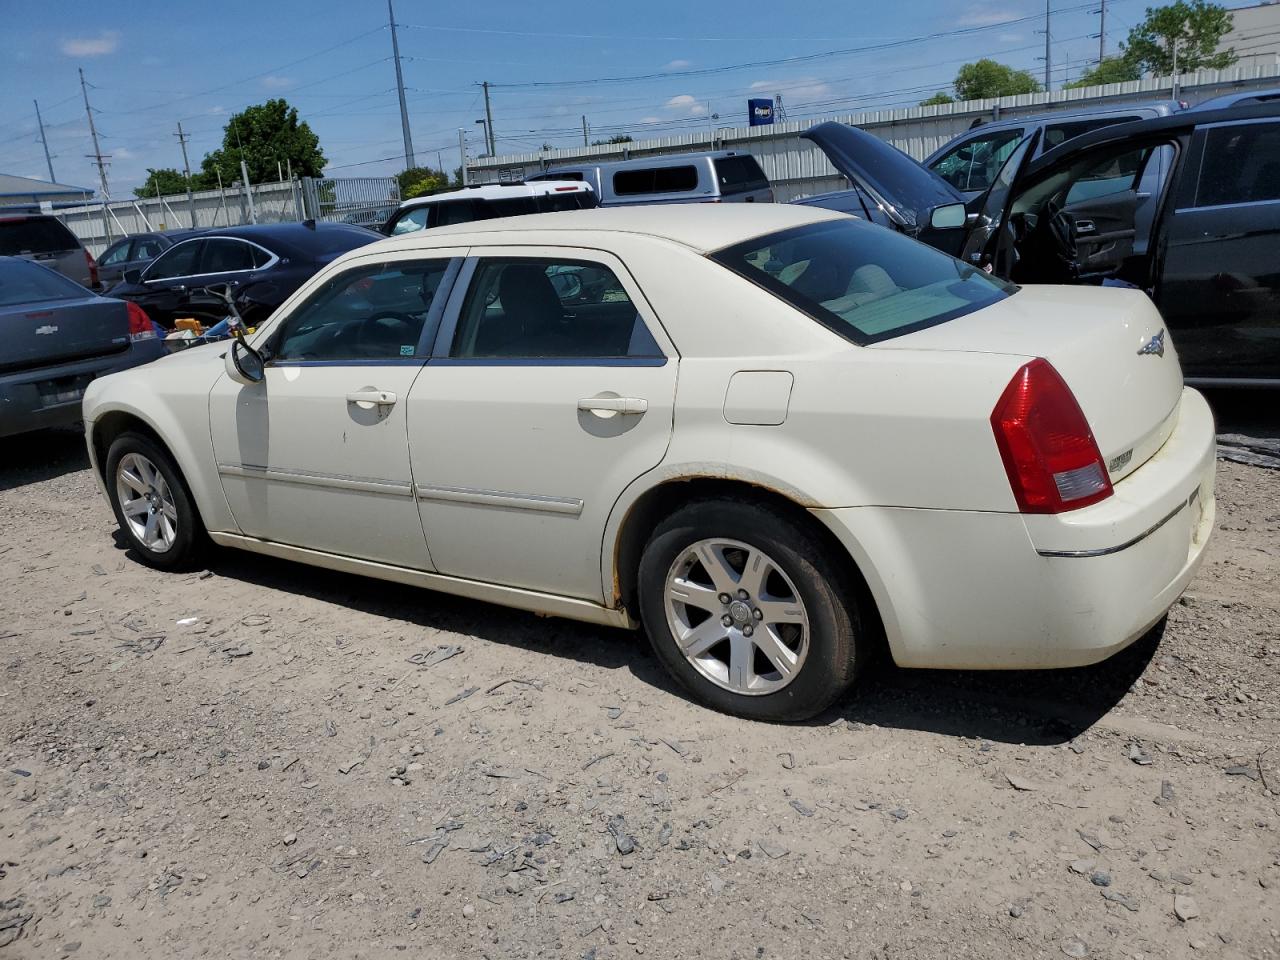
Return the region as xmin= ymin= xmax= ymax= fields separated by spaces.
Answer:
xmin=0 ymin=214 xmax=96 ymax=288
xmin=95 ymin=229 xmax=202 ymax=288
xmin=0 ymin=256 xmax=164 ymax=438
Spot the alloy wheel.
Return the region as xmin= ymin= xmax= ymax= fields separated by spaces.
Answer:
xmin=115 ymin=452 xmax=179 ymax=553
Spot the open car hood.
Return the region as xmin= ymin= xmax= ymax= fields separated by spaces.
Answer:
xmin=803 ymin=121 xmax=965 ymax=232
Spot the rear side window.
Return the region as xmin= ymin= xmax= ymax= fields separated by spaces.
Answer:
xmin=475 ymin=197 xmax=538 ymax=219
xmin=711 ymin=219 xmax=1013 ymax=345
xmin=1195 ymin=122 xmax=1280 ymax=207
xmin=930 ymin=129 xmax=1024 ymax=192
xmin=1043 ymin=116 xmax=1139 ymax=150
xmin=98 ymin=240 xmax=133 ymax=266
xmin=0 ymin=259 xmax=86 ymax=305
xmin=537 ymin=190 xmax=598 ymax=212
xmin=201 ymin=238 xmax=257 ymax=273
xmin=434 ymin=200 xmax=476 ymax=226
xmin=613 ymin=165 xmax=699 ymax=196
xmin=134 ymin=237 xmax=165 ymax=260
xmin=0 ymin=217 xmax=80 ymax=255
xmin=146 ymin=240 xmax=203 ymax=280
xmin=391 ymin=207 xmax=431 ymax=235
xmin=713 ymin=155 xmax=769 ymax=193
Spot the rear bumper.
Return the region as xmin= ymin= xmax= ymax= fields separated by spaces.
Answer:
xmin=813 ymin=388 xmax=1216 ymax=669
xmin=0 ymin=340 xmax=164 ymax=439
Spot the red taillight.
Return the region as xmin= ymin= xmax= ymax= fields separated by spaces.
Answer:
xmin=85 ymin=249 xmax=99 ymax=289
xmin=125 ymin=301 xmax=157 ymax=342
xmin=990 ymin=358 xmax=1112 ymax=514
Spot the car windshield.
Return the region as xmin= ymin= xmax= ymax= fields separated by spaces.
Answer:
xmin=711 ymin=219 xmax=1014 ymax=344
xmin=0 ymin=259 xmax=87 ymax=305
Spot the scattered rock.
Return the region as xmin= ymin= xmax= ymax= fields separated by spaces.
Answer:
xmin=1090 ymin=870 xmax=1112 ymax=888
xmin=1128 ymin=743 xmax=1153 ymax=766
xmin=1008 ymin=903 xmax=1024 ymax=918
xmin=789 ymin=799 xmax=814 ymax=818
xmin=461 ymin=903 xmax=475 ymax=919
xmin=757 ymin=840 xmax=789 ymax=859
xmin=777 ymin=752 xmax=794 ymax=770
xmin=1101 ymin=890 xmax=1139 ymax=912
xmin=1006 ymin=773 xmax=1041 ymax=792
xmin=1224 ymin=764 xmax=1260 ymax=781
xmin=1069 ymin=858 xmax=1096 ymax=876
xmin=282 ymin=833 xmax=297 ymax=846
xmin=1061 ymin=938 xmax=1088 ymax=958
xmin=1174 ymin=894 xmax=1200 ymax=922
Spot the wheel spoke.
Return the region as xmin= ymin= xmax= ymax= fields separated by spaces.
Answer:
xmin=158 ymin=515 xmax=176 ymax=549
xmin=736 ymin=548 xmax=772 ymax=599
xmin=694 ymin=543 xmax=738 ymax=595
xmin=669 ymin=577 xmax=722 ymax=614
xmin=142 ymin=511 xmax=160 ymax=546
xmin=727 ymin=634 xmax=754 ymax=692
xmin=752 ymin=626 xmax=799 ymax=680
xmin=122 ymin=497 xmax=150 ymax=519
xmin=756 ymin=598 xmax=806 ymax=626
xmin=120 ymin=468 xmax=148 ymax=495
xmin=678 ymin=617 xmax=727 ymax=658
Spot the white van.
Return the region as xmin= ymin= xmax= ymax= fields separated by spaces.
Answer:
xmin=531 ymin=151 xmax=773 ymax=206
xmin=382 ymin=181 xmax=596 ymax=236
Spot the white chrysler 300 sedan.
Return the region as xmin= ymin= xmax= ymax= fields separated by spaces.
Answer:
xmin=82 ymin=205 xmax=1215 ymax=721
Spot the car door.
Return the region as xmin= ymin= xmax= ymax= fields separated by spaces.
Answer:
xmin=927 ymin=126 xmax=1026 ymax=197
xmin=1158 ymin=117 xmax=1280 ymax=380
xmin=131 ymin=238 xmax=205 ymax=327
xmin=208 ymin=251 xmax=465 ymax=568
xmin=180 ymin=238 xmax=272 ymax=326
xmin=407 ymin=248 xmax=678 ymax=603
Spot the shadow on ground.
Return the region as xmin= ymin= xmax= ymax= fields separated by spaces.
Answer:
xmin=130 ymin=540 xmax=1164 ymax=747
xmin=0 ymin=428 xmax=90 ymax=492
xmin=1202 ymin=387 xmax=1280 ymax=440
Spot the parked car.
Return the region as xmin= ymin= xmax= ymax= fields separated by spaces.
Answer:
xmin=798 ymin=102 xmax=1280 ymax=384
xmin=1192 ymin=87 xmax=1280 ymax=110
xmin=382 ymin=181 xmax=596 ymax=236
xmin=924 ymin=101 xmax=1184 ymax=198
xmin=530 ymin=151 xmax=773 ymax=205
xmin=0 ymin=213 xmax=98 ymax=288
xmin=95 ymin=229 xmax=203 ymax=288
xmin=82 ymin=205 xmax=1214 ymax=721
xmin=105 ymin=221 xmax=378 ymax=329
xmin=0 ymin=256 xmax=163 ymax=438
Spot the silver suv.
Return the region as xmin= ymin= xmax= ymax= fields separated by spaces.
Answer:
xmin=0 ymin=214 xmax=97 ymax=289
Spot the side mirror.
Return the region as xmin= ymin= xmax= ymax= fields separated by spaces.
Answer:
xmin=224 ymin=338 xmax=265 ymax=385
xmin=123 ymin=269 xmax=142 ymax=284
xmin=929 ymin=203 xmax=968 ymax=230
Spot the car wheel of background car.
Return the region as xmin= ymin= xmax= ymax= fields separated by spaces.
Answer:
xmin=105 ymin=432 xmax=207 ymax=571
xmin=637 ymin=498 xmax=864 ymax=722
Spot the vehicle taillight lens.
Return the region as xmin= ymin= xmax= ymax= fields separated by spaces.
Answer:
xmin=85 ymin=249 xmax=99 ymax=289
xmin=125 ymin=301 xmax=158 ymax=342
xmin=990 ymin=358 xmax=1112 ymax=514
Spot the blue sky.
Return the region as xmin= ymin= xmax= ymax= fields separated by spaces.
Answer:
xmin=0 ymin=0 xmax=1207 ymax=194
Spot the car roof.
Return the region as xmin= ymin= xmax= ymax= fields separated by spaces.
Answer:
xmin=545 ymin=150 xmax=748 ymax=175
xmin=373 ymin=204 xmax=844 ymax=254
xmin=962 ymin=100 xmax=1183 ymax=134
xmin=1029 ymin=100 xmax=1280 ymax=171
xmin=398 ymin=181 xmax=590 ymax=209
xmin=1193 ymin=87 xmax=1280 ymax=110
xmin=206 ymin=221 xmax=369 ymax=242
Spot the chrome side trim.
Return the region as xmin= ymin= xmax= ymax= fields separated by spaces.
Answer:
xmin=207 ymin=531 xmax=635 ymax=629
xmin=217 ymin=462 xmax=413 ymax=497
xmin=1184 ymin=376 xmax=1280 ymax=389
xmin=1035 ymin=491 xmax=1195 ymax=559
xmin=414 ymin=482 xmax=584 ymax=516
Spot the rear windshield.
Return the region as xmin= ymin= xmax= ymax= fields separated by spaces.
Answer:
xmin=613 ymin=165 xmax=699 ymax=196
xmin=0 ymin=217 xmax=80 ymax=256
xmin=710 ymin=219 xmax=1014 ymax=345
xmin=713 ymin=155 xmax=769 ymax=193
xmin=0 ymin=259 xmax=87 ymax=306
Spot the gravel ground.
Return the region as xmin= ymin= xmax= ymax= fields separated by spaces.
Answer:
xmin=0 ymin=422 xmax=1277 ymax=960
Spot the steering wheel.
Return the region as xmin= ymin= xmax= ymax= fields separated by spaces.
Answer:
xmin=356 ymin=310 xmax=417 ymax=352
xmin=1009 ymin=199 xmax=1079 ymax=284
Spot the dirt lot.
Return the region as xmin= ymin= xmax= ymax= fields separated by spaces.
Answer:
xmin=1 ymin=420 xmax=1277 ymax=960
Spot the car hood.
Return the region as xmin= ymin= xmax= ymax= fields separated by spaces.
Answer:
xmin=803 ymin=121 xmax=964 ymax=231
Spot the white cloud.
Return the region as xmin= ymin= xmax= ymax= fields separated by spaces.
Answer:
xmin=262 ymin=75 xmax=294 ymax=89
xmin=61 ymin=30 xmax=120 ymax=56
xmin=664 ymin=94 xmax=706 ymax=115
xmin=663 ymin=59 xmax=691 ymax=70
xmin=956 ymin=9 xmax=1019 ymax=28
xmin=208 ymin=105 xmax=227 ymax=115
xmin=113 ymin=146 xmax=136 ymax=159
xmin=997 ymin=32 xmax=1024 ymax=43
xmin=751 ymin=77 xmax=832 ymax=100
xmin=640 ymin=115 xmax=661 ymax=124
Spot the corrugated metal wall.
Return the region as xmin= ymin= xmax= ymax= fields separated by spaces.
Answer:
xmin=470 ymin=64 xmax=1280 ymax=201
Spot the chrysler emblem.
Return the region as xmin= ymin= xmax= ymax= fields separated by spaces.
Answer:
xmin=34 ymin=324 xmax=58 ymax=336
xmin=1137 ymin=329 xmax=1165 ymax=358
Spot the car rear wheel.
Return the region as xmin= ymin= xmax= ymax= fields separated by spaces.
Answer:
xmin=637 ymin=498 xmax=864 ymax=722
xmin=105 ymin=432 xmax=206 ymax=571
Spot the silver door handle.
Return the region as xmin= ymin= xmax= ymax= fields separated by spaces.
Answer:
xmin=1075 ymin=219 xmax=1096 ymax=235
xmin=346 ymin=389 xmax=397 ymax=407
xmin=578 ymin=396 xmax=647 ymax=416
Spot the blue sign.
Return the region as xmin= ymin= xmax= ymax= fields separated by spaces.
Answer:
xmin=748 ymin=98 xmax=774 ymax=126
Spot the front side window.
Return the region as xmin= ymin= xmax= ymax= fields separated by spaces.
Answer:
xmin=99 ymin=240 xmax=133 ymax=266
xmin=613 ymin=165 xmax=699 ymax=196
xmin=145 ymin=240 xmax=203 ymax=280
xmin=1196 ymin=121 xmax=1280 ymax=207
xmin=201 ymin=238 xmax=258 ymax=274
xmin=451 ymin=258 xmax=662 ymax=359
xmin=930 ymin=129 xmax=1025 ymax=192
xmin=272 ymin=259 xmax=453 ymax=361
xmin=711 ymin=219 xmax=1013 ymax=345
xmin=133 ymin=237 xmax=165 ymax=260
xmin=1043 ymin=116 xmax=1139 ymax=151
xmin=434 ymin=200 xmax=476 ymax=226
xmin=390 ymin=207 xmax=431 ymax=235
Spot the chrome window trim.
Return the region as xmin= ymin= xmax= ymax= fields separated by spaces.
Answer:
xmin=429 ymin=356 xmax=667 ymax=367
xmin=218 ymin=462 xmax=414 ymax=497
xmin=414 ymin=483 xmax=584 ymax=516
xmin=1175 ymin=196 xmax=1280 ymax=214
xmin=1035 ymin=488 xmax=1198 ymax=559
xmin=142 ymin=237 xmax=279 ymax=284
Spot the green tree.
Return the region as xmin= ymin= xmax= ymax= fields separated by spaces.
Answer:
xmin=919 ymin=91 xmax=956 ymax=106
xmin=591 ymin=134 xmax=633 ymax=145
xmin=135 ymin=167 xmax=197 ymax=198
xmin=395 ymin=166 xmax=449 ymax=199
xmin=199 ymin=99 xmax=325 ymax=186
xmin=1066 ymin=55 xmax=1144 ymax=88
xmin=1123 ymin=0 xmax=1236 ymax=73
xmin=953 ymin=59 xmax=1042 ymax=100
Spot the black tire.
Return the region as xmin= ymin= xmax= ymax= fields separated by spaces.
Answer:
xmin=637 ymin=498 xmax=864 ymax=722
xmin=104 ymin=431 xmax=207 ymax=571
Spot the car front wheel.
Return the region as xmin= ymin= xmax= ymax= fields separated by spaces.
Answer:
xmin=637 ymin=498 xmax=864 ymax=722
xmin=105 ymin=432 xmax=206 ymax=571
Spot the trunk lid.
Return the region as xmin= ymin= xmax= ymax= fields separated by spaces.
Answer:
xmin=802 ymin=121 xmax=964 ymax=231
xmin=873 ymin=285 xmax=1184 ymax=482
xmin=0 ymin=296 xmax=130 ymax=374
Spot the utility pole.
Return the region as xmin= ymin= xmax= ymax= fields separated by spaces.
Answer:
xmin=1171 ymin=38 xmax=1181 ymax=99
xmin=79 ymin=68 xmax=112 ymax=244
xmin=174 ymin=121 xmax=198 ymax=228
xmin=34 ymin=100 xmax=56 ymax=183
xmin=388 ymin=0 xmax=416 ymax=169
xmin=1097 ymin=0 xmax=1107 ymax=63
xmin=582 ymin=115 xmax=589 ymax=148
xmin=482 ymin=81 xmax=495 ymax=155
xmin=458 ymin=128 xmax=468 ymax=186
xmin=1043 ymin=0 xmax=1052 ymax=90
xmin=240 ymin=158 xmax=258 ymax=224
